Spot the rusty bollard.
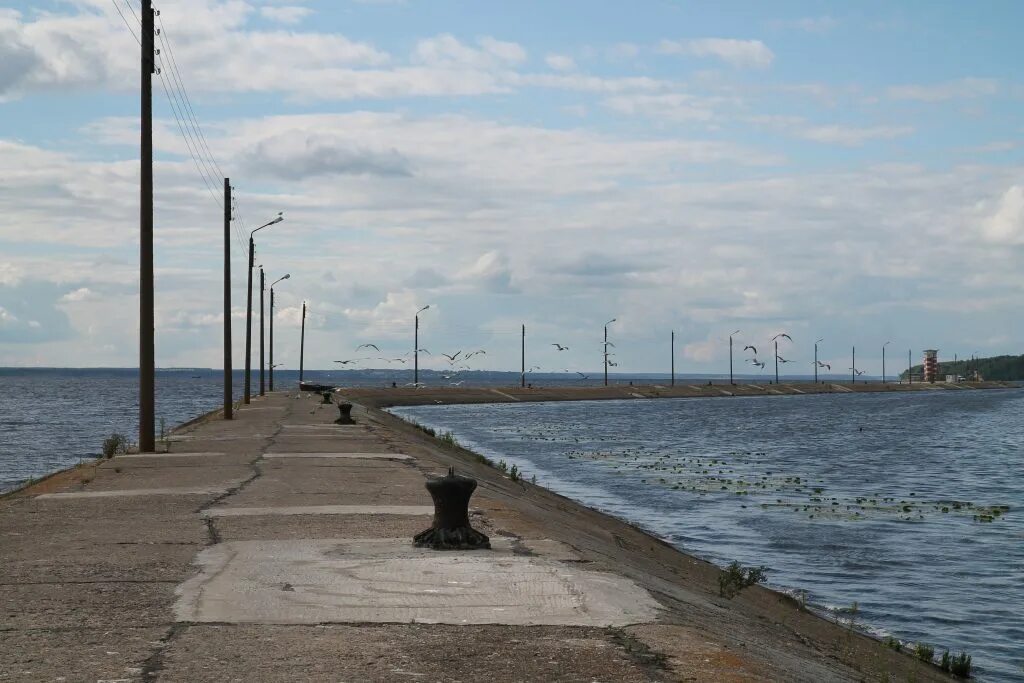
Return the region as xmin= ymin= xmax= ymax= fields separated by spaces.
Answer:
xmin=335 ymin=402 xmax=355 ymax=425
xmin=321 ymin=391 xmax=333 ymax=404
xmin=413 ymin=467 xmax=490 ymax=550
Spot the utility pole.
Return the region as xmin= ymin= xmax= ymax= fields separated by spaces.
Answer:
xmin=138 ymin=0 xmax=156 ymax=452
xmin=259 ymin=267 xmax=265 ymax=396
xmin=244 ymin=236 xmax=254 ymax=403
xmin=671 ymin=330 xmax=675 ymax=387
xmin=223 ymin=179 xmax=232 ymax=419
xmin=414 ymin=305 xmax=429 ymax=385
xmin=520 ymin=324 xmax=525 ymax=388
xmin=604 ymin=324 xmax=608 ymax=386
xmin=814 ymin=340 xmax=818 ymax=384
xmin=852 ymin=346 xmax=856 ymax=384
xmin=882 ymin=341 xmax=890 ymax=384
xmin=299 ymin=301 xmax=306 ymax=382
xmin=908 ymin=349 xmax=912 ymax=384
xmin=269 ymin=287 xmax=275 ymax=392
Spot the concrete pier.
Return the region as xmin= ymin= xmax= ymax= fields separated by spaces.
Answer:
xmin=0 ymin=390 xmax=955 ymax=681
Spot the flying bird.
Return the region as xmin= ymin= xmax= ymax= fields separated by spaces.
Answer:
xmin=744 ymin=345 xmax=757 ymax=355
xmin=772 ymin=333 xmax=793 ymax=342
xmin=747 ymin=358 xmax=766 ymax=369
xmin=441 ymin=351 xmax=462 ymax=363
xmin=576 ymin=372 xmax=589 ymax=379
xmin=551 ymin=343 xmax=569 ymax=351
xmin=608 ymin=361 xmax=618 ymax=367
xmin=816 ymin=361 xmax=831 ymax=370
xmin=776 ymin=356 xmax=792 ymax=364
xmin=333 ymin=359 xmax=357 ymax=365
xmin=355 ymin=343 xmax=379 ymax=352
xmin=449 ymin=381 xmax=465 ymax=387
xmin=850 ymin=368 xmax=866 ymax=376
xmin=465 ymin=350 xmax=487 ymax=359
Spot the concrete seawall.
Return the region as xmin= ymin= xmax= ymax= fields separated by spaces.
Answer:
xmin=1 ymin=390 xmax=956 ymax=681
xmin=345 ymin=379 xmax=1015 ymax=409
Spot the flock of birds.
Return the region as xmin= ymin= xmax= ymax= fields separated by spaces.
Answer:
xmin=742 ymin=333 xmax=866 ymax=375
xmin=332 ymin=340 xmax=599 ymax=385
xmin=330 ymin=333 xmax=867 ymax=384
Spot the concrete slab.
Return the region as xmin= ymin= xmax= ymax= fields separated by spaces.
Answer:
xmin=174 ymin=538 xmax=661 ymax=626
xmin=115 ymin=451 xmax=227 ymax=459
xmin=156 ymin=624 xmax=663 ymax=683
xmin=211 ymin=513 xmax=433 ymax=541
xmin=0 ymin=627 xmax=166 ymax=683
xmin=264 ymin=452 xmax=411 ymax=460
xmin=201 ymin=505 xmax=434 ymax=517
xmin=36 ymin=484 xmax=237 ymax=499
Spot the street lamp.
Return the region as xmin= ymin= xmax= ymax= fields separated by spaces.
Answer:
xmin=269 ymin=273 xmax=290 ymax=391
xmin=882 ymin=341 xmax=891 ymax=384
xmin=604 ymin=318 xmax=616 ymax=386
xmin=814 ymin=338 xmax=823 ymax=384
xmin=415 ymin=305 xmax=430 ymax=385
xmin=244 ymin=213 xmax=282 ymax=404
xmin=729 ymin=330 xmax=740 ymax=385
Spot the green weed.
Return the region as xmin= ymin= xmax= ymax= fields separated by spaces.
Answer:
xmin=913 ymin=642 xmax=934 ymax=663
xmin=718 ymin=561 xmax=767 ymax=599
xmin=101 ymin=433 xmax=129 ymax=459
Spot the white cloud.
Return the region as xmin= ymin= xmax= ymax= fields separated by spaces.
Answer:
xmin=259 ymin=6 xmax=313 ymax=24
xmin=798 ymin=124 xmax=914 ymax=146
xmin=657 ymin=38 xmax=775 ymax=69
xmin=982 ymin=185 xmax=1024 ymax=245
xmin=887 ymin=78 xmax=998 ymax=102
xmin=545 ymin=53 xmax=576 ymax=71
xmin=772 ymin=16 xmax=838 ymax=34
xmin=60 ymin=287 xmax=96 ymax=302
xmin=603 ymin=93 xmax=717 ymax=122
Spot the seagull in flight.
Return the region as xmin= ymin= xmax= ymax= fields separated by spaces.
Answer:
xmin=333 ymin=359 xmax=357 ymax=365
xmin=449 ymin=381 xmax=465 ymax=387
xmin=465 ymin=350 xmax=486 ymax=359
xmin=744 ymin=345 xmax=757 ymax=355
xmin=816 ymin=361 xmax=831 ymax=370
xmin=441 ymin=351 xmax=462 ymax=363
xmin=776 ymin=356 xmax=793 ymax=364
xmin=355 ymin=343 xmax=379 ymax=352
xmin=850 ymin=368 xmax=866 ymax=376
xmin=608 ymin=361 xmax=618 ymax=367
xmin=747 ymin=358 xmax=766 ymax=369
xmin=576 ymin=372 xmax=589 ymax=379
xmin=387 ymin=358 xmax=408 ymax=364
xmin=551 ymin=343 xmax=569 ymax=351
xmin=772 ymin=333 xmax=793 ymax=342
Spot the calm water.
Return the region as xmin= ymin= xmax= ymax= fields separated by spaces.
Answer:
xmin=392 ymin=390 xmax=1024 ymax=682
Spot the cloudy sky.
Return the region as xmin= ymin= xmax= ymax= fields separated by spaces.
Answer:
xmin=1 ymin=0 xmax=1021 ymax=375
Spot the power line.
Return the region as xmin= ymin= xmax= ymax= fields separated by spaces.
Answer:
xmin=156 ymin=13 xmax=225 ymax=180
xmin=110 ymin=0 xmax=140 ymax=45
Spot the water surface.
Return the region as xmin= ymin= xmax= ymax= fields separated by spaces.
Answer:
xmin=392 ymin=390 xmax=1024 ymax=682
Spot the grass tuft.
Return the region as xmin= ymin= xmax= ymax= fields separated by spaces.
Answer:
xmin=718 ymin=560 xmax=767 ymax=599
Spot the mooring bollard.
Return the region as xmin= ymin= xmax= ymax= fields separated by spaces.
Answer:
xmin=413 ymin=467 xmax=490 ymax=550
xmin=335 ymin=402 xmax=354 ymax=424
xmin=321 ymin=391 xmax=332 ymax=404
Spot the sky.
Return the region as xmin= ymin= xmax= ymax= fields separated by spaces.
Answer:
xmin=0 ymin=0 xmax=1021 ymax=375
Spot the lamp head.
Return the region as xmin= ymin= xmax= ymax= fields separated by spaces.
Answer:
xmin=283 ymin=274 xmax=291 ymax=280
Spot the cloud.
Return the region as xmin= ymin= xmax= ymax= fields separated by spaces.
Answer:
xmin=603 ymin=93 xmax=717 ymax=122
xmin=657 ymin=38 xmax=775 ymax=69
xmin=239 ymin=132 xmax=413 ymax=179
xmin=60 ymin=287 xmax=96 ymax=302
xmin=798 ymin=124 xmax=914 ymax=146
xmin=259 ymin=6 xmax=313 ymax=24
xmin=887 ymin=78 xmax=999 ymax=102
xmin=545 ymin=54 xmax=576 ymax=71
xmin=455 ymin=251 xmax=515 ymax=293
xmin=981 ymin=185 xmax=1024 ymax=245
xmin=413 ymin=34 xmax=525 ymax=68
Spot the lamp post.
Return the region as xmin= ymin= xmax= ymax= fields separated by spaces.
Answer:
xmin=244 ymin=213 xmax=282 ymax=404
xmin=908 ymin=348 xmax=912 ymax=384
xmin=729 ymin=330 xmax=740 ymax=385
xmin=814 ymin=338 xmax=823 ymax=384
xmin=671 ymin=330 xmax=675 ymax=387
xmin=299 ymin=301 xmax=306 ymax=383
xmin=415 ymin=305 xmax=430 ymax=385
xmin=882 ymin=341 xmax=891 ymax=384
xmin=604 ymin=318 xmax=616 ymax=386
xmin=851 ymin=346 xmax=856 ymax=384
xmin=269 ymin=274 xmax=290 ymax=392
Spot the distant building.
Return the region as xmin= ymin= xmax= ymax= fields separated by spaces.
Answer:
xmin=923 ymin=350 xmax=938 ymax=383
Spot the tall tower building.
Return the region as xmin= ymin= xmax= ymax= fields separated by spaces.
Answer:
xmin=923 ymin=349 xmax=938 ymax=383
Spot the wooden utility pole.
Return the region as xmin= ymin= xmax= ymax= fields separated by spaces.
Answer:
xmin=139 ymin=0 xmax=156 ymax=452
xmin=520 ymin=324 xmax=525 ymax=388
xmin=223 ymin=179 xmax=233 ymax=419
xmin=299 ymin=302 xmax=306 ymax=382
xmin=259 ymin=267 xmax=265 ymax=395
xmin=244 ymin=237 xmax=254 ymax=403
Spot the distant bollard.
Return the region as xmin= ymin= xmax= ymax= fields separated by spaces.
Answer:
xmin=414 ymin=467 xmax=490 ymax=550
xmin=321 ymin=391 xmax=332 ymax=404
xmin=335 ymin=402 xmax=355 ymax=424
